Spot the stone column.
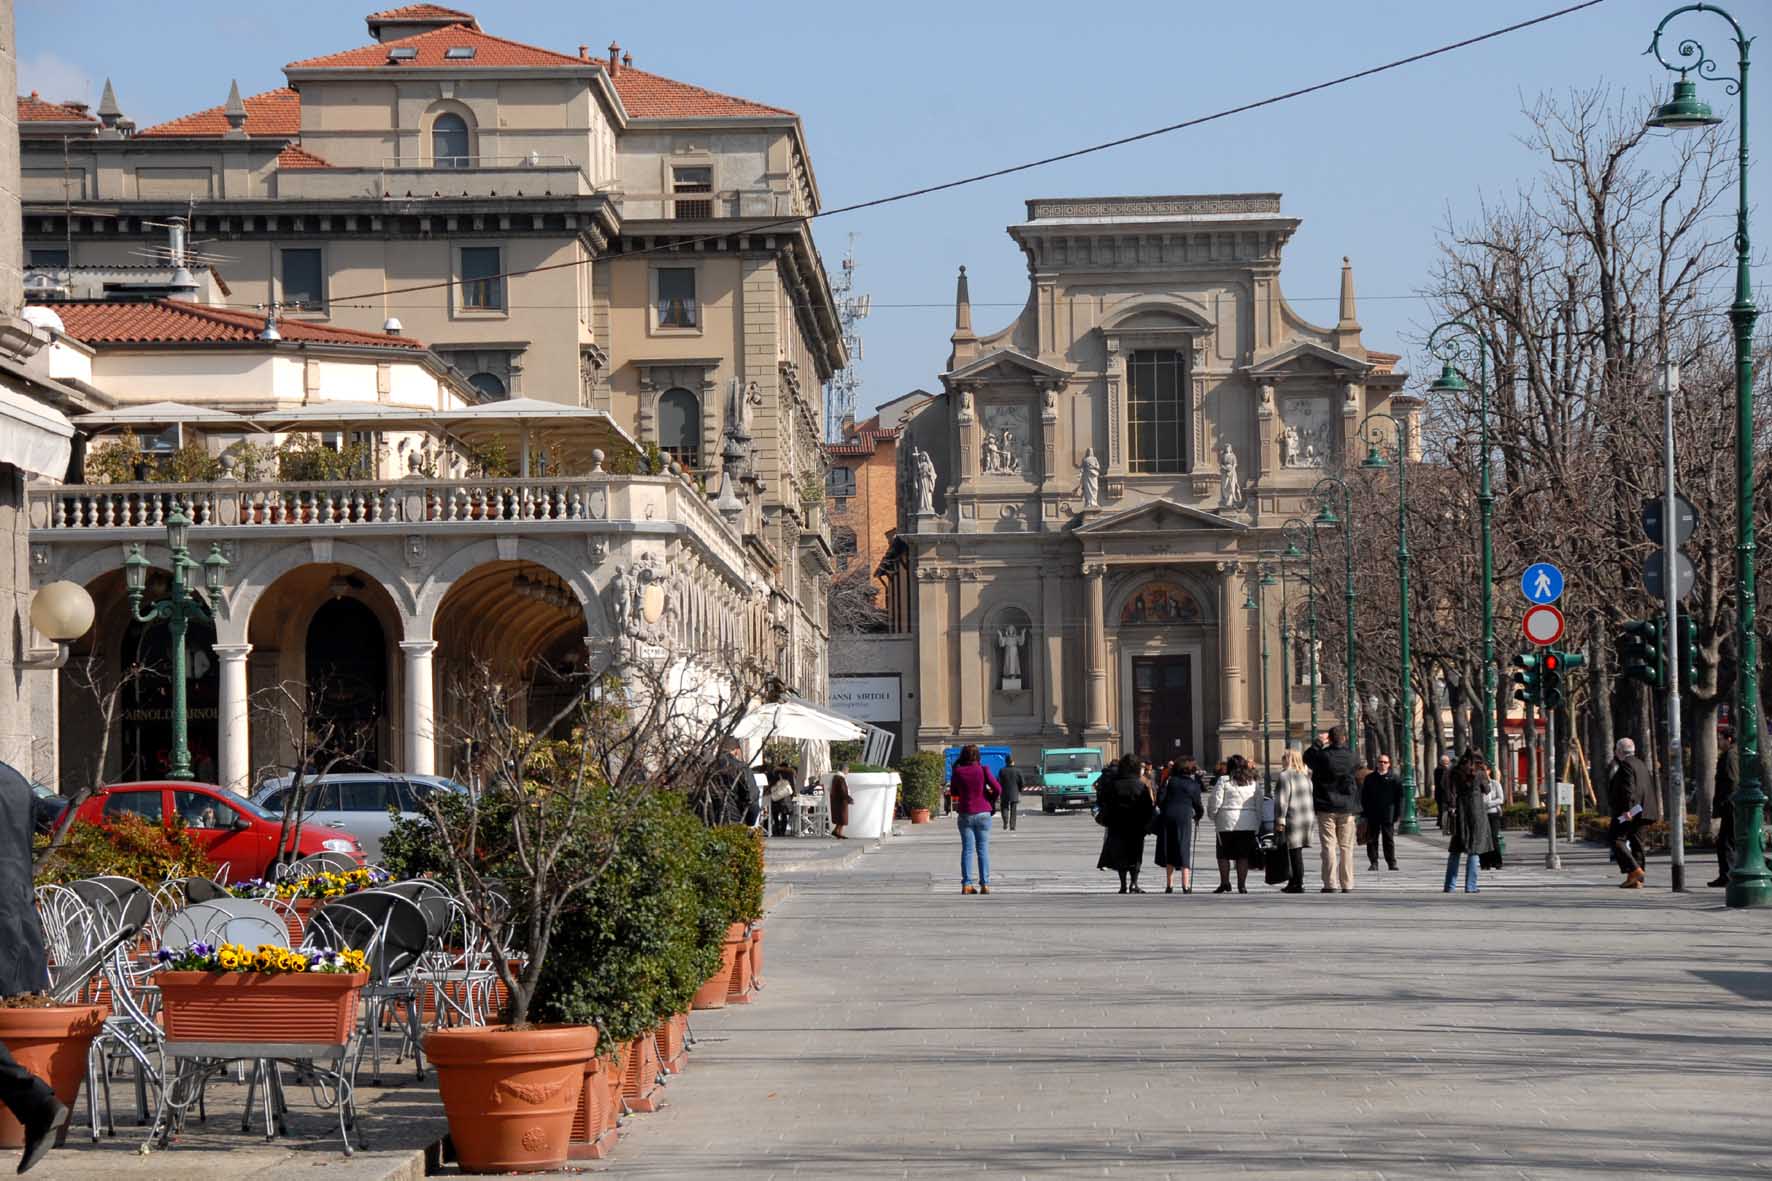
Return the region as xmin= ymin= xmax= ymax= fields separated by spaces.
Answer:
xmin=1084 ymin=562 xmax=1108 ymax=732
xmin=400 ymin=639 xmax=438 ymax=775
xmin=211 ymin=643 xmax=253 ymax=794
xmin=1217 ymin=562 xmax=1249 ymax=725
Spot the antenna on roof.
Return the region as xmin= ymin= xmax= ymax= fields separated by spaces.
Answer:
xmin=823 ymin=233 xmax=869 ymax=443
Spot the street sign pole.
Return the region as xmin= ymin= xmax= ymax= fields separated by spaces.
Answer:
xmin=1659 ymin=362 xmax=1687 ymax=892
xmin=1545 ymin=704 xmax=1560 ymax=870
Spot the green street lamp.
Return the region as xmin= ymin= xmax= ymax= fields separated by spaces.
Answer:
xmin=1244 ymin=565 xmax=1277 ymax=788
xmin=123 ymin=506 xmax=229 ymax=781
xmin=1646 ymin=5 xmax=1767 ymax=908
xmin=1311 ymin=475 xmax=1358 ymax=750
xmin=1269 ymin=551 xmax=1296 ymax=755
xmin=1427 ymin=320 xmax=1498 ymax=771
xmin=1282 ymin=519 xmax=1323 ymax=739
xmin=1359 ymin=410 xmax=1420 ymax=835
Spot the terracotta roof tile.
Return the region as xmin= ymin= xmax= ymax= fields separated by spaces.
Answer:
xmin=288 ymin=24 xmax=584 ymax=69
xmin=18 ymin=93 xmax=96 ymax=123
xmin=366 ymin=4 xmax=477 ymax=24
xmin=137 ymin=87 xmax=300 ymax=138
xmin=49 ymin=300 xmax=423 ymax=349
xmin=275 ymin=144 xmax=332 ymax=169
xmin=611 ymin=64 xmax=792 ymax=119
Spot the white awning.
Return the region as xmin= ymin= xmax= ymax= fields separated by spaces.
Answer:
xmin=732 ymin=698 xmax=867 ymax=743
xmin=0 ymin=382 xmax=74 ymax=480
xmin=71 ymin=400 xmax=252 ymax=428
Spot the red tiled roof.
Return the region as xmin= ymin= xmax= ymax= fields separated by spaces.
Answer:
xmin=288 ymin=24 xmax=583 ymax=69
xmin=18 ymin=93 xmax=96 ymax=123
xmin=825 ymin=425 xmax=900 ymax=456
xmin=275 ymin=144 xmax=332 ymax=169
xmin=611 ymin=64 xmax=792 ymax=119
xmin=366 ymin=4 xmax=478 ymax=24
xmin=137 ymin=87 xmax=300 ymax=138
xmin=49 ymin=300 xmax=424 ymax=349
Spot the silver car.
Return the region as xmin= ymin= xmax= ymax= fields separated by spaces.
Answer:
xmin=251 ymin=773 xmax=468 ymax=863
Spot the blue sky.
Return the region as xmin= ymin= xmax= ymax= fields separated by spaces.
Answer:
xmin=17 ymin=0 xmax=1769 ymax=415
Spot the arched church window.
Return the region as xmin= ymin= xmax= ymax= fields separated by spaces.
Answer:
xmin=1127 ymin=349 xmax=1187 ymax=474
xmin=658 ymin=387 xmax=701 ymax=468
xmin=1119 ymin=580 xmax=1201 ymax=625
xmin=432 ymin=113 xmax=470 ymax=168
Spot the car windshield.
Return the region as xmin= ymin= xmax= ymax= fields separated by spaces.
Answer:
xmin=229 ymin=794 xmax=280 ymax=822
xmin=1043 ymin=752 xmax=1102 ymax=775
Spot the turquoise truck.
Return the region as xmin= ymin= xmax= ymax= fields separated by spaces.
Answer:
xmin=1039 ymin=747 xmax=1104 ymax=813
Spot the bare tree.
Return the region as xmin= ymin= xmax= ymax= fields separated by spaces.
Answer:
xmin=249 ymin=674 xmax=380 ymax=873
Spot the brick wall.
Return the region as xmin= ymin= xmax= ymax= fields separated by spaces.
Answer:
xmin=826 ymin=428 xmax=898 ymax=580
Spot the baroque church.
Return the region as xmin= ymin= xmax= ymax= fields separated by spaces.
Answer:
xmin=882 ymin=194 xmax=1411 ymax=766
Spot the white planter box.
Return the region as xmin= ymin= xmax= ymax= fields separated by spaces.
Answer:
xmin=836 ymin=771 xmax=899 ymax=840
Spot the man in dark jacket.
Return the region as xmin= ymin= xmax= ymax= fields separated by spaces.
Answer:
xmin=1608 ymin=738 xmax=1658 ymax=888
xmin=1303 ymin=726 xmax=1359 ymax=893
xmin=1709 ymin=731 xmax=1737 ymax=888
xmin=996 ymin=754 xmax=1025 ymax=832
xmin=1432 ymin=754 xmax=1454 ymax=833
xmin=1361 ymin=753 xmax=1404 ymax=871
xmin=0 ymin=761 xmax=70 ymax=1172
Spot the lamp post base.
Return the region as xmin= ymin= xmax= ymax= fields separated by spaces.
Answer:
xmin=1724 ymin=870 xmax=1772 ymax=908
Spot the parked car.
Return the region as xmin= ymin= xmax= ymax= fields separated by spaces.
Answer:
xmin=59 ymin=781 xmax=365 ymax=883
xmin=252 ymin=773 xmax=470 ymax=862
xmin=30 ymin=782 xmax=68 ymax=835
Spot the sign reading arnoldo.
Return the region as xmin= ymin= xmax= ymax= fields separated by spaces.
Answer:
xmin=829 ymin=676 xmax=902 ymax=723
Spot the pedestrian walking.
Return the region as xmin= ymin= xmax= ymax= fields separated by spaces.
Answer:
xmin=1444 ymin=752 xmax=1499 ymax=893
xmin=1362 ymin=753 xmax=1404 ymax=871
xmin=0 ymin=761 xmax=69 ymax=1172
xmin=1432 ymin=754 xmax=1454 ymax=832
xmin=1096 ymin=754 xmax=1155 ymax=893
xmin=1608 ymin=738 xmax=1659 ymax=888
xmin=948 ymin=745 xmax=1001 ymax=894
xmin=1483 ymin=766 xmax=1504 ymax=845
xmin=1274 ymin=747 xmax=1316 ymax=894
xmin=1207 ymin=754 xmax=1262 ymax=894
xmin=1153 ymin=758 xmax=1206 ymax=894
xmin=997 ymin=754 xmax=1025 ymax=832
xmin=1304 ymin=725 xmax=1359 ymax=893
xmin=1709 ymin=730 xmax=1736 ymax=888
xmin=767 ymin=764 xmax=796 ymax=837
xmin=828 ymin=765 xmax=854 ymax=839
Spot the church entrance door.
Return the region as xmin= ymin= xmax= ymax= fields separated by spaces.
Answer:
xmin=1131 ymin=655 xmax=1193 ymax=762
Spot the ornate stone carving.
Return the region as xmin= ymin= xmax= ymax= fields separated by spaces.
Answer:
xmin=1077 ymin=447 xmax=1101 ymax=508
xmin=912 ymin=448 xmax=937 ymax=515
xmin=979 ymin=403 xmax=1030 ymax=475
xmin=996 ymin=623 xmax=1027 ymax=689
xmin=1028 ymin=195 xmax=1282 ymax=219
xmin=1279 ymin=395 xmax=1332 ymax=468
xmin=1218 ymin=443 xmax=1244 ymax=509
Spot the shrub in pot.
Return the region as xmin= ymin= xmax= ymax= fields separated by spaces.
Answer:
xmin=0 ymin=996 xmax=103 ymax=1150
xmin=898 ymin=751 xmax=946 ymax=822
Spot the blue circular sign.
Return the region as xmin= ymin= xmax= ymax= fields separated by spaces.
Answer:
xmin=1521 ymin=562 xmax=1564 ymax=605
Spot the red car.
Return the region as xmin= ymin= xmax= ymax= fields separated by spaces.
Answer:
xmin=60 ymin=781 xmax=366 ymax=883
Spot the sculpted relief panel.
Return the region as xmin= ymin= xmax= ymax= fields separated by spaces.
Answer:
xmin=979 ymin=402 xmax=1032 ymax=477
xmin=1279 ymin=395 xmax=1332 ymax=468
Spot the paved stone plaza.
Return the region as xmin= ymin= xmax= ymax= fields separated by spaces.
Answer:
xmin=617 ymin=813 xmax=1772 ymax=1179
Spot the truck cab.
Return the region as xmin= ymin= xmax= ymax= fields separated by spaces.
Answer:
xmin=1039 ymin=748 xmax=1104 ymax=812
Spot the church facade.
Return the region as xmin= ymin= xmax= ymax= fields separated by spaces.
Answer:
xmin=884 ymin=194 xmax=1410 ymax=766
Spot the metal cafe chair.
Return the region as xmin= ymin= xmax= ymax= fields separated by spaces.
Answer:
xmin=304 ymin=892 xmax=430 ymax=1084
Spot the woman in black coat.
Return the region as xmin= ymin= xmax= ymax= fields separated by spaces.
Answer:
xmin=1097 ymin=753 xmax=1156 ymax=893
xmin=1444 ymin=752 xmax=1499 ymax=894
xmin=1152 ymin=758 xmax=1206 ymax=894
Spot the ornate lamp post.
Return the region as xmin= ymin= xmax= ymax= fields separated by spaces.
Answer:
xmin=1644 ymin=4 xmax=1767 ymax=908
xmin=123 ymin=506 xmax=229 ymax=781
xmin=1270 ymin=551 xmax=1296 ymax=752
xmin=1281 ymin=520 xmax=1321 ymax=738
xmin=1243 ymin=564 xmax=1277 ymax=787
xmin=1426 ymin=320 xmax=1498 ymax=771
xmin=1358 ymin=411 xmax=1420 ymax=835
xmin=1311 ymin=475 xmax=1358 ymax=748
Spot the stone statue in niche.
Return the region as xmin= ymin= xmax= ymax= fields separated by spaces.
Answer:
xmin=997 ymin=623 xmax=1027 ymax=690
xmin=609 ymin=564 xmax=633 ymax=635
xmin=1279 ymin=396 xmax=1331 ymax=468
xmin=981 ymin=430 xmax=1001 ymax=473
xmin=1043 ymin=387 xmax=1057 ymax=416
xmin=978 ymin=403 xmax=1031 ymax=475
xmin=1218 ymin=443 xmax=1243 ymax=509
xmin=913 ymin=447 xmax=937 ymax=515
xmin=1077 ymin=447 xmax=1101 ymax=508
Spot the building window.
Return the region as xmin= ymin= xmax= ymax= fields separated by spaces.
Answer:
xmin=29 ymin=248 xmax=68 ymax=267
xmin=433 ymin=113 xmax=470 ymax=168
xmin=1127 ymin=349 xmax=1187 ymax=473
xmin=281 ymin=247 xmax=325 ymax=310
xmin=468 ymin=372 xmax=507 ymax=399
xmin=658 ymin=387 xmax=701 ymax=468
xmin=672 ymin=166 xmax=712 ymax=220
xmin=656 ymin=268 xmax=697 ymax=329
xmin=826 ymin=466 xmax=855 ymax=510
xmin=459 ymin=246 xmax=504 ymax=311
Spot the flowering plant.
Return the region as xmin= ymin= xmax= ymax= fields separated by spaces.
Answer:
xmin=155 ymin=941 xmax=370 ymax=975
xmin=229 ymin=867 xmax=388 ymax=902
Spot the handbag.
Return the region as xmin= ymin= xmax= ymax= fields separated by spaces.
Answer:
xmin=769 ymin=781 xmax=794 ymax=803
xmin=1265 ymin=834 xmax=1291 ymax=885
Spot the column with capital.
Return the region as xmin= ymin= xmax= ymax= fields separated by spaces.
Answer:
xmin=1083 ymin=563 xmax=1109 ymax=732
xmin=400 ymin=639 xmax=439 ymax=775
xmin=1218 ymin=561 xmax=1249 ymax=725
xmin=213 ymin=642 xmax=253 ymax=794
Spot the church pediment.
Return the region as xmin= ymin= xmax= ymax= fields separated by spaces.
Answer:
xmin=943 ymin=347 xmax=1071 ymax=386
xmin=1073 ymin=497 xmax=1247 ymax=535
xmin=1245 ymin=339 xmax=1371 ymax=378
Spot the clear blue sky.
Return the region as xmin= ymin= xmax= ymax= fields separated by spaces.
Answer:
xmin=17 ymin=0 xmax=1769 ymax=413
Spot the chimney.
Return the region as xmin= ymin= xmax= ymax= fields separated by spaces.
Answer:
xmin=578 ymin=44 xmax=589 ymax=61
xmin=222 ymin=80 xmax=248 ymax=139
xmin=607 ymin=42 xmax=621 ymax=76
xmin=622 ymin=52 xmax=632 ymax=68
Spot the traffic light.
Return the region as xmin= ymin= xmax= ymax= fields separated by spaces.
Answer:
xmin=1620 ymin=620 xmax=1664 ymax=688
xmin=1680 ymin=618 xmax=1700 ymax=692
xmin=1541 ymin=650 xmax=1564 ymax=710
xmin=1511 ymin=651 xmax=1541 ymax=706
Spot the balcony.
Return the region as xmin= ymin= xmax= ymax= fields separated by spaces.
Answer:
xmin=277 ymin=156 xmax=597 ymax=202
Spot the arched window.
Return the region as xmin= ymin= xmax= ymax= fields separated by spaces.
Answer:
xmin=468 ymin=372 xmax=506 ymax=399
xmin=432 ymin=113 xmax=470 ymax=169
xmin=657 ymin=387 xmax=701 ymax=468
xmin=1127 ymin=349 xmax=1187 ymax=473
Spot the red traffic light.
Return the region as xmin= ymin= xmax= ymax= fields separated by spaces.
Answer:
xmin=1543 ymin=653 xmax=1560 ymax=671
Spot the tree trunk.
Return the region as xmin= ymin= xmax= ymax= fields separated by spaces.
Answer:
xmin=1692 ymin=698 xmax=1719 ymax=834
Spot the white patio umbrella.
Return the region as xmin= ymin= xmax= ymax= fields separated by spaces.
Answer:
xmin=731 ymin=699 xmax=865 ymax=743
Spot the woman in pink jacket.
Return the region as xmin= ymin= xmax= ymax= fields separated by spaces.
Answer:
xmin=948 ymin=744 xmax=1001 ymax=895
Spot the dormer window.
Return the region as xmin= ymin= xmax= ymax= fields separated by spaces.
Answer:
xmin=387 ymin=46 xmax=418 ymax=62
xmin=444 ymin=46 xmax=476 ymax=60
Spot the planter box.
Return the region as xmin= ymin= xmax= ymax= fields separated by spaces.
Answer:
xmin=725 ymin=923 xmax=754 ymax=1005
xmin=0 ymin=1005 xmax=103 ymax=1149
xmin=654 ymin=1011 xmax=688 ymax=1075
xmin=691 ymin=924 xmax=747 ymax=1010
xmin=568 ymin=1055 xmax=619 ymax=1160
xmin=838 ymin=771 xmax=899 ymax=839
xmin=621 ymin=1032 xmax=665 ymax=1113
xmin=157 ymin=970 xmax=367 ymax=1045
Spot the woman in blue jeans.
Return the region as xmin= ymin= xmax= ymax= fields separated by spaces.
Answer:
xmin=948 ymin=744 xmax=1002 ymax=894
xmin=1444 ymin=752 xmax=1498 ymax=893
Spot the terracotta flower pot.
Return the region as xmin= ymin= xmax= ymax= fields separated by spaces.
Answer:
xmin=749 ymin=926 xmax=764 ymax=989
xmin=691 ymin=925 xmax=746 ymax=1010
xmin=567 ymin=1054 xmax=619 ymax=1160
xmin=0 ymin=1005 xmax=103 ymax=1149
xmin=725 ymin=925 xmax=754 ymax=1005
xmin=426 ymin=1024 xmax=598 ymax=1175
xmin=158 ymin=971 xmax=367 ymax=1044
xmin=622 ymin=1032 xmax=664 ymax=1113
xmin=910 ymin=807 xmax=932 ymax=824
xmin=654 ymin=1012 xmax=688 ymax=1075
